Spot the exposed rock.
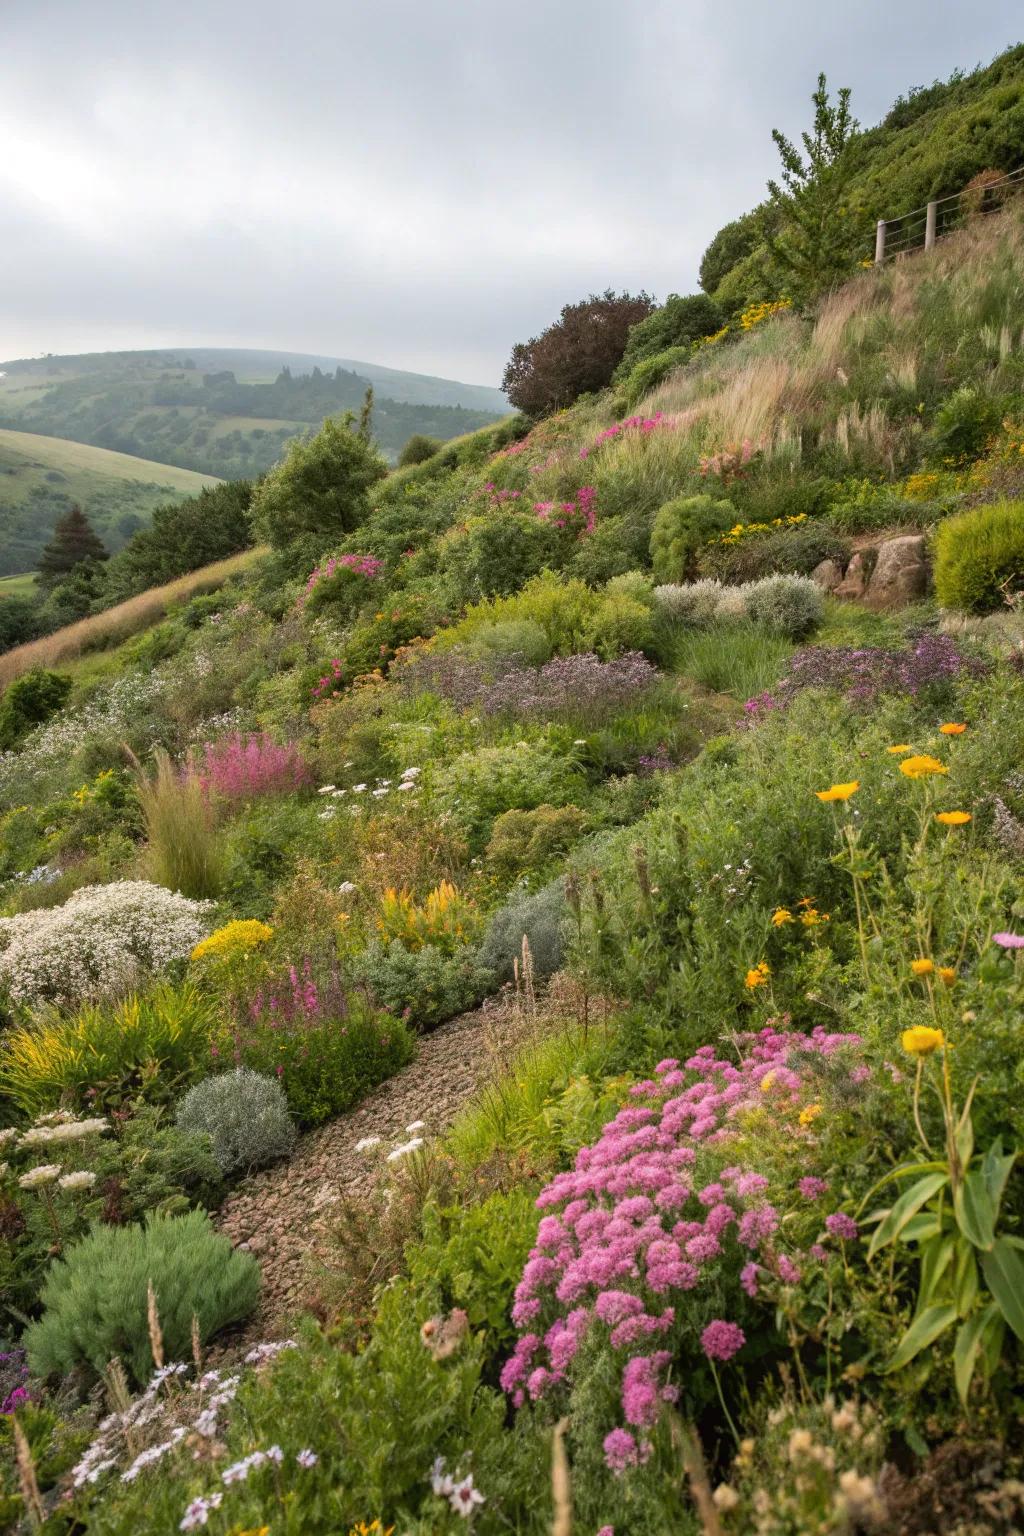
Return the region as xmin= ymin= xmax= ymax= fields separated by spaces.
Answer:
xmin=864 ymin=534 xmax=929 ymax=609
xmin=810 ymin=558 xmax=845 ymax=592
xmin=834 ymin=551 xmax=869 ymax=600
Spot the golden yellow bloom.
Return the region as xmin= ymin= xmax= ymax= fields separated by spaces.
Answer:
xmin=899 ymin=755 xmax=948 ymax=780
xmin=800 ymin=908 xmax=830 ymax=927
xmin=939 ymin=722 xmax=967 ymax=735
xmin=799 ymin=1103 xmax=822 ymax=1125
xmin=772 ymin=908 xmax=794 ymax=927
xmin=902 ymin=1025 xmax=944 ymax=1056
xmin=191 ymin=920 xmax=274 ymax=963
xmin=910 ymin=958 xmax=934 ymax=976
xmin=887 ymin=744 xmax=913 ymax=755
xmin=815 ymin=781 xmax=859 ymax=802
xmin=938 ymin=966 xmax=957 ymax=985
xmin=745 ymin=962 xmax=771 ymax=990
xmin=760 ymin=1070 xmax=777 ymax=1091
xmin=935 ymin=811 xmax=971 ymax=826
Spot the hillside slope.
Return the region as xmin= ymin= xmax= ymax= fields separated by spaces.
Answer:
xmin=0 ymin=349 xmax=506 ymax=481
xmin=0 ymin=427 xmax=219 ymax=576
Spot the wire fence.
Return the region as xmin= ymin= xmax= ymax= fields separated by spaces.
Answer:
xmin=873 ymin=163 xmax=1024 ymax=263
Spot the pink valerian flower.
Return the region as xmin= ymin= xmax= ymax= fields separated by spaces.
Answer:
xmin=701 ymin=1320 xmax=746 ymax=1362
xmin=798 ymin=1177 xmax=830 ymax=1200
xmin=502 ymin=1024 xmax=864 ymax=1447
xmin=603 ymin=1428 xmax=651 ymax=1475
xmin=826 ymin=1213 xmax=859 ymax=1241
xmin=776 ymin=1254 xmax=802 ymax=1285
xmin=621 ymin=1351 xmax=672 ymax=1428
xmin=579 ymin=412 xmax=667 ymax=459
xmin=534 ymin=485 xmax=597 ymax=536
xmin=300 ymin=551 xmax=384 ymax=607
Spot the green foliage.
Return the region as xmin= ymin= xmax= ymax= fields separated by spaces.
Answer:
xmin=251 ymin=412 xmax=388 ymax=553
xmin=933 ymin=501 xmax=1024 ymax=612
xmin=0 ymin=592 xmax=40 ymax=652
xmin=102 ymin=480 xmax=254 ymax=602
xmin=408 ymin=1189 xmax=539 ymax=1352
xmin=24 ymin=1209 xmax=260 ymax=1386
xmin=176 ymin=1067 xmax=296 ymax=1175
xmin=614 ymin=344 xmax=693 ymax=411
xmin=433 ymin=742 xmax=587 ymax=846
xmin=929 ymin=387 xmax=1002 ymax=465
xmin=615 ymin=294 xmax=723 ymax=380
xmin=743 ymin=573 xmax=825 ymax=637
xmin=356 ymin=941 xmax=490 ymax=1030
xmin=485 ymin=804 xmax=588 ymax=882
xmin=766 ymin=72 xmax=870 ymax=303
xmin=701 ymin=522 xmax=850 ymax=583
xmin=501 ymin=289 xmax=656 ymax=415
xmin=397 ymin=432 xmax=444 ymax=467
xmin=36 ymin=506 xmax=109 ymax=591
xmin=650 ymin=493 xmax=737 ymax=583
xmin=0 ymin=668 xmax=72 ymax=749
xmin=583 ymin=589 xmax=658 ymax=659
xmin=478 ymin=877 xmax=566 ymax=983
xmin=443 ymin=509 xmax=563 ymax=600
xmin=0 ymin=983 xmax=219 ymax=1116
xmin=133 ymin=749 xmax=224 ymax=901
xmin=443 ymin=572 xmax=599 ymax=658
xmin=669 ymin=622 xmax=794 ymax=698
xmin=92 ymin=1104 xmax=224 ymax=1223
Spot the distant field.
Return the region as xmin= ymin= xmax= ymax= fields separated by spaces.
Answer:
xmin=0 ymin=428 xmax=220 ymax=576
xmin=0 ymin=547 xmax=266 ymax=685
xmin=0 ymin=572 xmax=37 ymax=599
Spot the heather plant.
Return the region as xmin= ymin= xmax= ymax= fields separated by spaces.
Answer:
xmin=176 ymin=1067 xmax=296 ymax=1175
xmin=222 ymin=968 xmax=415 ymax=1125
xmin=133 ymin=748 xmax=224 ymax=900
xmin=194 ymin=731 xmax=311 ymax=801
xmin=0 ymin=881 xmax=213 ymax=1007
xmin=24 ymin=1209 xmax=260 ymax=1386
xmin=0 ymin=982 xmax=219 ymax=1114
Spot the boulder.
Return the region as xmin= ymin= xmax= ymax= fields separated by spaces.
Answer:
xmin=834 ymin=551 xmax=869 ymax=600
xmin=864 ymin=535 xmax=929 ymax=609
xmin=810 ymin=558 xmax=845 ymax=592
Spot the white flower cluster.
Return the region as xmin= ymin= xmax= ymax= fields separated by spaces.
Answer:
xmin=316 ymin=766 xmax=421 ymax=821
xmin=0 ymin=881 xmax=214 ymax=1005
xmin=0 ymin=671 xmax=169 ymax=799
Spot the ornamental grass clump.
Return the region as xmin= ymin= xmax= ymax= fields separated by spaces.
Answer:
xmin=501 ymin=1027 xmax=862 ymax=1470
xmin=176 ymin=1067 xmax=296 ymax=1176
xmin=0 ymin=881 xmax=214 ymax=1007
xmin=24 ymin=1209 xmax=260 ymax=1387
xmin=133 ymin=749 xmax=224 ymax=900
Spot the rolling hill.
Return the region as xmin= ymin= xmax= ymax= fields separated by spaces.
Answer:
xmin=0 ymin=348 xmax=507 ymax=483
xmin=0 ymin=428 xmax=220 ymax=577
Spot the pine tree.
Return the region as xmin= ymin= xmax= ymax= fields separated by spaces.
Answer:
xmin=36 ymin=506 xmax=109 ymax=590
xmin=766 ymin=74 xmax=870 ymax=304
xmin=357 ymin=385 xmax=375 ymax=443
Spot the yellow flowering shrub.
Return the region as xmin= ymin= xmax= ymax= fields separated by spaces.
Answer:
xmin=713 ymin=512 xmax=808 ymax=547
xmin=191 ymin=920 xmax=274 ymax=964
xmin=738 ymin=298 xmax=792 ymax=330
xmin=377 ymin=880 xmax=481 ymax=955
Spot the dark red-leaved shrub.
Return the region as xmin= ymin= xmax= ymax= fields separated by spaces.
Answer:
xmin=502 ymin=290 xmax=656 ymax=417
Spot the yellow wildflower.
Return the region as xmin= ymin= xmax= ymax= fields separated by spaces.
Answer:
xmin=887 ymin=744 xmax=913 ymax=755
xmin=761 ymin=1070 xmax=777 ymax=1091
xmin=191 ymin=920 xmax=274 ymax=963
xmin=938 ymin=966 xmax=957 ymax=985
xmin=935 ymin=811 xmax=971 ymax=826
xmin=801 ymin=909 xmax=829 ymax=926
xmin=901 ymin=1026 xmax=944 ymax=1056
xmin=772 ymin=908 xmax=794 ymax=927
xmin=799 ymin=1103 xmax=822 ymax=1126
xmin=910 ymin=958 xmax=934 ymax=976
xmin=745 ymin=962 xmax=771 ymax=990
xmin=939 ymin=722 xmax=967 ymax=735
xmin=899 ymin=755 xmax=947 ymax=780
xmin=815 ymin=781 xmax=859 ymax=802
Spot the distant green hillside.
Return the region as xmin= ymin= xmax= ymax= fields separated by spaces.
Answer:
xmin=0 ymin=428 xmax=219 ymax=576
xmin=701 ymin=43 xmax=1024 ymax=309
xmin=0 ymin=349 xmax=506 ymax=481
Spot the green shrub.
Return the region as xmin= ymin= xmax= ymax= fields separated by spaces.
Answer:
xmin=614 ymin=293 xmax=723 ymax=380
xmin=466 ymin=618 xmax=551 ymax=668
xmin=933 ymin=500 xmax=1024 ymax=612
xmin=407 ymin=1190 xmax=539 ymax=1353
xmin=478 ymin=877 xmax=567 ymax=983
xmin=583 ymin=592 xmax=657 ymax=659
xmin=397 ymin=433 xmax=443 ymax=467
xmin=650 ymin=494 xmax=737 ymax=583
xmin=743 ymin=573 xmax=824 ymax=637
xmin=24 ymin=1209 xmax=260 ymax=1386
xmin=444 ymin=510 xmax=562 ymax=600
xmin=700 ymin=522 xmax=849 ymax=583
xmin=930 ymin=386 xmax=1002 ymax=464
xmin=614 ymin=345 xmax=693 ymax=410
xmin=442 ymin=572 xmax=599 ymax=658
xmin=0 ymin=983 xmax=219 ymax=1116
xmin=568 ymin=509 xmax=655 ymax=582
xmin=176 ymin=1067 xmax=296 ymax=1176
xmin=433 ymin=743 xmax=586 ymax=847
xmin=0 ymin=669 xmax=72 ymax=750
xmin=356 ymin=941 xmax=490 ymax=1029
xmin=251 ymin=413 xmax=387 ymax=554
xmin=485 ymin=804 xmax=588 ymax=882
xmin=92 ymin=1105 xmax=223 ymax=1222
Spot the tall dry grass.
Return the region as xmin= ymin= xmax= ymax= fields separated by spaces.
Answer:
xmin=0 ymin=548 xmax=266 ymax=687
xmin=132 ymin=747 xmax=224 ymax=900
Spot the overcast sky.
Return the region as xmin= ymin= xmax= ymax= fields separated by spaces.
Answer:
xmin=1 ymin=1 xmax=1020 ymax=385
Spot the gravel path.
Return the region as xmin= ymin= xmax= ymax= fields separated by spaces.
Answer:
xmin=216 ymin=1000 xmax=520 ymax=1335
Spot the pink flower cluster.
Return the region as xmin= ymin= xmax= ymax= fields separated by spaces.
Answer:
xmin=533 ymin=485 xmax=597 ymax=536
xmin=480 ymin=482 xmax=523 ymax=504
xmin=301 ymin=552 xmax=384 ymax=606
xmin=579 ymin=412 xmax=665 ymax=460
xmin=698 ymin=438 xmax=758 ymax=480
xmin=312 ymin=659 xmax=345 ymax=701
xmin=195 ymin=732 xmax=311 ymax=800
xmin=501 ymin=1027 xmax=860 ymax=1472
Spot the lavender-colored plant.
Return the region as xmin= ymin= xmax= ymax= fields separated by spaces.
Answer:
xmin=744 ymin=635 xmax=986 ymax=721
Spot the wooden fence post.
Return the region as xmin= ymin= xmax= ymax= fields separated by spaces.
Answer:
xmin=925 ymin=201 xmax=937 ymax=252
xmin=874 ymin=219 xmax=886 ymax=265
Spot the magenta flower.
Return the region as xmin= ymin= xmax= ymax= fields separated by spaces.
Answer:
xmin=993 ymin=931 xmax=1024 ymax=949
xmin=798 ymin=1176 xmax=829 ymax=1200
xmin=825 ymin=1212 xmax=859 ymax=1241
xmin=701 ymin=1320 xmax=746 ymax=1362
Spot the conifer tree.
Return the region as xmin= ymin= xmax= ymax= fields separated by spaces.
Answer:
xmin=766 ymin=74 xmax=869 ymax=304
xmin=36 ymin=506 xmax=108 ymax=590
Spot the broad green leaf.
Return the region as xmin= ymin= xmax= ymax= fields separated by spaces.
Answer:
xmin=887 ymin=1304 xmax=958 ymax=1372
xmin=915 ymin=1236 xmax=953 ymax=1314
xmin=953 ymin=1241 xmax=978 ymax=1318
xmin=901 ymin=1213 xmax=943 ymax=1244
xmin=981 ymin=1139 xmax=1016 ymax=1216
xmin=868 ymin=1172 xmax=949 ymax=1258
xmin=981 ymin=1239 xmax=1024 ymax=1342
xmin=953 ymin=1170 xmax=997 ymax=1251
xmin=954 ymin=1303 xmax=998 ymax=1405
xmin=955 ymin=1108 xmax=974 ymax=1169
xmin=859 ymin=1160 xmax=950 ymax=1208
